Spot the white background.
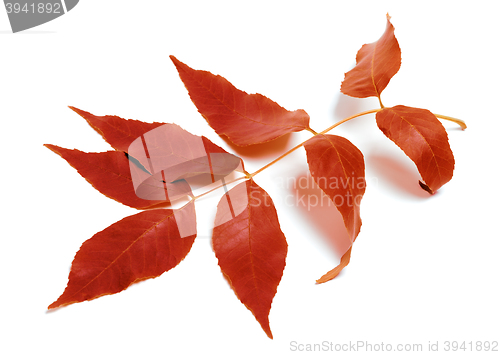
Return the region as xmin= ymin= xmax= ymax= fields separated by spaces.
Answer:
xmin=1 ymin=1 xmax=499 ymax=354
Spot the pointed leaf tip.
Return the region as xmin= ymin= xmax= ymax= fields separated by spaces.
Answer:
xmin=419 ymin=180 xmax=434 ymax=194
xmin=169 ymin=55 xmax=179 ymax=64
xmin=67 ymin=107 xmax=165 ymax=152
xmin=68 ymin=105 xmax=85 ymax=115
xmin=316 ymin=247 xmax=352 ymax=284
xmin=170 ymin=56 xmax=310 ymax=146
xmin=43 ymin=144 xmax=168 ymax=209
xmin=340 ymin=15 xmax=401 ymax=99
xmin=49 ymin=204 xmax=197 ymax=309
xmin=212 ymin=180 xmax=286 ymax=338
xmin=304 ymin=135 xmax=364 ymax=283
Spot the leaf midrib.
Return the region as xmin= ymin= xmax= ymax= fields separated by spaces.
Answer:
xmin=387 ymin=108 xmax=442 ymax=186
xmin=60 ymin=207 xmax=182 ymax=305
xmin=182 ymin=66 xmax=306 ymax=130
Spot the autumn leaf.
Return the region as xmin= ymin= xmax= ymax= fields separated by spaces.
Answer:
xmin=69 ymin=106 xmax=165 ymax=153
xmin=48 ymin=201 xmax=197 ymax=309
xmin=44 ymin=144 xmax=170 ymax=209
xmin=45 ymin=118 xmax=243 ymax=205
xmin=212 ymin=179 xmax=287 ymax=339
xmin=340 ymin=14 xmax=401 ymax=101
xmin=170 ymin=55 xmax=311 ymax=146
xmin=375 ymin=105 xmax=455 ymax=193
xmin=127 ymin=123 xmax=243 ymax=201
xmin=69 ymin=106 xmax=243 ymax=176
xmin=128 ymin=123 xmax=242 ymax=187
xmin=303 ymin=134 xmax=366 ymax=283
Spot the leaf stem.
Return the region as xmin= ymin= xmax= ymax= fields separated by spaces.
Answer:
xmin=377 ymin=96 xmax=385 ymax=109
xmin=306 ymin=127 xmax=319 ymax=135
xmin=435 ymin=114 xmax=467 ymax=130
xmin=242 ymin=169 xmax=252 ymax=178
xmin=318 ymin=108 xmax=383 ymax=135
xmin=250 ymin=143 xmax=305 ymax=177
xmin=192 ymin=176 xmax=248 ymax=201
xmin=190 ymin=108 xmax=466 ymax=201
xmin=251 ymin=108 xmax=382 ymax=178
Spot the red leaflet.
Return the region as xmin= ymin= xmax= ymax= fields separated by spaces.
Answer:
xmin=48 ymin=202 xmax=196 ymax=309
xmin=304 ymin=135 xmax=365 ymax=241
xmin=128 ymin=124 xmax=242 ymax=185
xmin=44 ymin=144 xmax=169 ymax=209
xmin=127 ymin=123 xmax=243 ymax=201
xmin=170 ymin=55 xmax=311 ymax=146
xmin=69 ymin=107 xmax=164 ymax=152
xmin=340 ymin=14 xmax=401 ymax=100
xmin=212 ymin=180 xmax=287 ymax=339
xmin=70 ymin=107 xmax=243 ymax=176
xmin=375 ymin=105 xmax=455 ymax=193
xmin=303 ymin=134 xmax=365 ymax=283
xmin=316 ymin=247 xmax=352 ymax=284
xmin=46 ymin=119 xmax=243 ymax=205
